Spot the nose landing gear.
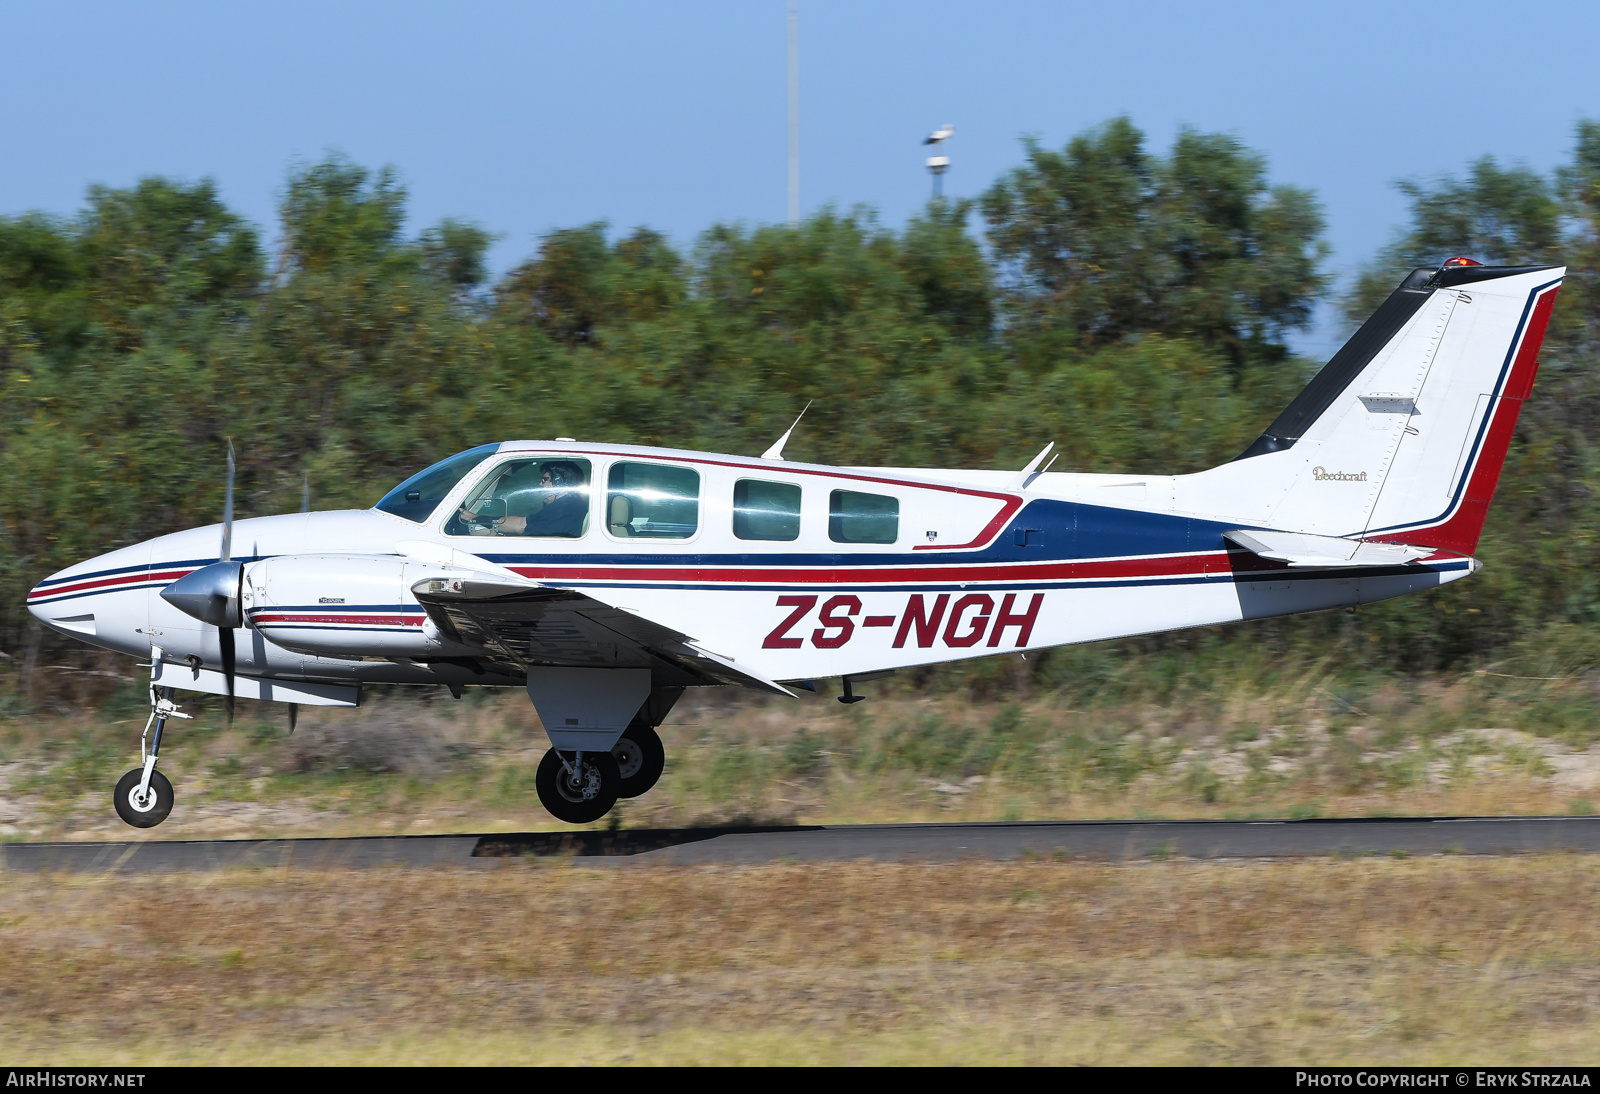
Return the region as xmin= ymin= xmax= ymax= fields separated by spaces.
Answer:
xmin=115 ymin=767 xmax=174 ymax=828
xmin=114 ymin=680 xmax=190 ymax=829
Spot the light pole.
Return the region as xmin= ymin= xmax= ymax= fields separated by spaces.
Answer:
xmin=923 ymin=123 xmax=953 ymax=200
xmin=788 ymin=0 xmax=800 ymax=226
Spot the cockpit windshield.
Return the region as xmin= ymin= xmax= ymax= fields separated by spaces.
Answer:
xmin=374 ymin=443 xmax=500 ymax=523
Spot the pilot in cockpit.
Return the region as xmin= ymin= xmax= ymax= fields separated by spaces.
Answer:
xmin=458 ymin=460 xmax=588 ymax=537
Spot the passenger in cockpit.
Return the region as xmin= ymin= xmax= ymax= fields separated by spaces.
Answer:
xmin=459 ymin=460 xmax=588 ymax=537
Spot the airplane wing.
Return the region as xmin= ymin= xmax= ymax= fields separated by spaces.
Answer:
xmin=1224 ymin=529 xmax=1437 ymax=568
xmin=411 ymin=574 xmax=794 ymax=696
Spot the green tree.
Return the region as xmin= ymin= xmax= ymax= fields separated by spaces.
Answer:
xmin=279 ymin=158 xmax=408 ymax=274
xmin=421 ymin=218 xmax=495 ymax=292
xmin=0 ymin=213 xmax=86 ymax=360
xmin=496 ymin=224 xmax=686 ymax=344
xmin=1344 ymin=157 xmax=1563 ymax=321
xmin=982 ymin=117 xmax=1328 ymax=368
xmin=78 ymin=178 xmax=261 ymax=339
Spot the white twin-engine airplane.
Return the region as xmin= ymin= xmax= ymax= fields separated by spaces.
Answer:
xmin=26 ymin=260 xmax=1565 ymax=828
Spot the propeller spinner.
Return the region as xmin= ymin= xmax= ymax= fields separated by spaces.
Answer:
xmin=160 ymin=440 xmax=240 ymax=717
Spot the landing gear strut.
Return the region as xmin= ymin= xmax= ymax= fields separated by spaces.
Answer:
xmin=114 ymin=684 xmax=189 ymax=828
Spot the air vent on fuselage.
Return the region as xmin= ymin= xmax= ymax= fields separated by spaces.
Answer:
xmin=49 ymin=613 xmax=96 ymax=636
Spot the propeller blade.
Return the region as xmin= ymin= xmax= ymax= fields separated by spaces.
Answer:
xmin=221 ymin=439 xmax=235 ymax=563
xmin=219 ymin=625 xmax=235 ymax=721
xmin=159 ymin=558 xmax=243 ymax=723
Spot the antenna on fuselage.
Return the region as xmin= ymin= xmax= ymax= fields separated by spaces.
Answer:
xmin=761 ymin=400 xmax=813 ymax=460
xmin=1010 ymin=441 xmax=1057 ymax=490
xmin=301 ymin=472 xmax=310 ymax=514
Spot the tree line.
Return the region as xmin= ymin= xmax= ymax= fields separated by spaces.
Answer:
xmin=2 ymin=117 xmax=1598 ymax=687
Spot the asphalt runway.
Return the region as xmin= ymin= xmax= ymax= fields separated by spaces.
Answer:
xmin=5 ymin=815 xmax=1600 ymax=872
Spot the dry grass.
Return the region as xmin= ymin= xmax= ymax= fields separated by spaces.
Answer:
xmin=4 ymin=856 xmax=1600 ymax=1064
xmin=4 ymin=677 xmax=1600 ymax=842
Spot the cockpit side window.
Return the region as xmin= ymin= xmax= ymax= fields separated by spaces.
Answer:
xmin=448 ymin=457 xmax=592 ymax=538
xmin=374 ymin=444 xmax=499 ymax=523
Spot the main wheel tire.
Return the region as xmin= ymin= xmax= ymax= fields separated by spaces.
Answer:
xmin=114 ymin=768 xmax=174 ymax=829
xmin=611 ymin=724 xmax=665 ymax=799
xmin=535 ymin=748 xmax=621 ymax=824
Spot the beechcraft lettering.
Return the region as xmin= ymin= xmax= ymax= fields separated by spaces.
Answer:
xmin=26 ymin=260 xmax=1567 ymax=827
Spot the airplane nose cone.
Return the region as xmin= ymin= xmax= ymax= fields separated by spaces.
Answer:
xmin=26 ymin=584 xmax=52 ymax=625
xmin=160 ymin=560 xmax=244 ymax=628
xmin=27 ymin=568 xmax=100 ymax=637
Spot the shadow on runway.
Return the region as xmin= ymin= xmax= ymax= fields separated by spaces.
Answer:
xmin=472 ymin=824 xmax=823 ymax=858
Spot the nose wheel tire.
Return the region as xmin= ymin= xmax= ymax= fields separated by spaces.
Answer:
xmin=536 ymin=748 xmax=621 ymax=824
xmin=114 ymin=769 xmax=174 ymax=828
xmin=611 ymin=724 xmax=665 ymax=799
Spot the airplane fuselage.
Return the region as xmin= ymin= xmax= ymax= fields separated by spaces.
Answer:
xmin=28 ymin=439 xmax=1472 ymax=700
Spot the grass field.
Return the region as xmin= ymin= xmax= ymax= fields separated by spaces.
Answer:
xmin=5 ymin=645 xmax=1600 ymax=1064
xmin=3 ymin=650 xmax=1599 ymax=841
xmin=4 ymin=856 xmax=1599 ymax=1065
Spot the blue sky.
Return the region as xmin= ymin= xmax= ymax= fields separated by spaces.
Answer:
xmin=3 ymin=1 xmax=1596 ymax=356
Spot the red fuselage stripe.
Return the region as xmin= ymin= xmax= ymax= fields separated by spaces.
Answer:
xmin=252 ymin=614 xmax=424 ymax=626
xmin=28 ymin=568 xmax=197 ymax=600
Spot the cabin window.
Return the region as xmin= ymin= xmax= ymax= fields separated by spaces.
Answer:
xmin=733 ymin=479 xmax=801 ymax=541
xmin=374 ymin=443 xmax=499 ymax=523
xmin=607 ymin=462 xmax=700 ymax=539
xmin=829 ymin=489 xmax=899 ymax=544
xmin=448 ymin=457 xmax=592 ymax=538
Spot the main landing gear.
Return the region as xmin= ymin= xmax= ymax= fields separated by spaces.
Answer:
xmin=531 ymin=683 xmax=679 ymax=825
xmin=114 ymin=684 xmax=190 ymax=828
xmin=535 ymin=748 xmax=621 ymax=824
xmin=611 ymin=722 xmax=665 ymax=799
xmin=533 ymin=722 xmax=667 ymax=823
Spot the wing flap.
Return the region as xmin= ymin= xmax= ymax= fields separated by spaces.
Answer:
xmin=410 ymin=577 xmax=793 ymax=695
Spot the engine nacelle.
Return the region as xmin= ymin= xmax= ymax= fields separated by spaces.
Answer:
xmin=244 ymin=553 xmax=475 ymax=659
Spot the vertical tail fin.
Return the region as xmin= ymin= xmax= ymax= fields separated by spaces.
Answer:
xmin=1179 ymin=262 xmax=1564 ymax=555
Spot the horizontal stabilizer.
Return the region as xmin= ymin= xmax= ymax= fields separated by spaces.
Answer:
xmin=1225 ymin=529 xmax=1435 ymax=568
